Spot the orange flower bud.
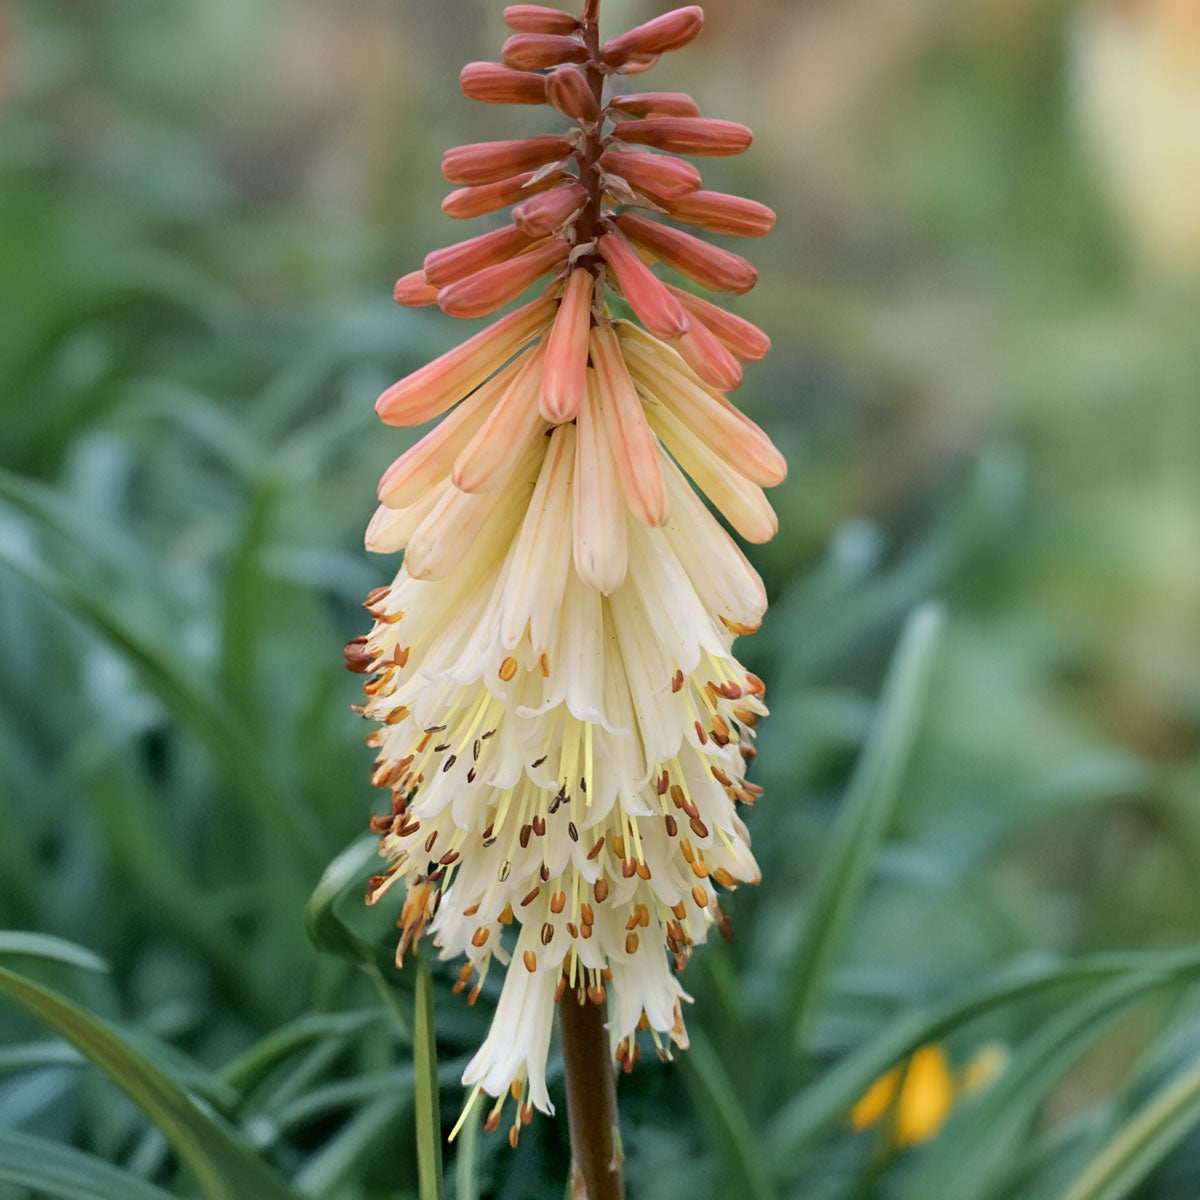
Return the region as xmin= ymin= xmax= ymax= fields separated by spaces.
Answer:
xmin=663 ymin=190 xmax=776 ymax=237
xmin=442 ymin=136 xmax=571 ymax=186
xmin=441 ymin=170 xmax=565 ymax=220
xmin=540 ymin=268 xmax=594 ymax=423
xmin=598 ymin=231 xmax=689 ymax=339
xmin=393 ymin=269 xmax=439 ymax=308
xmin=437 ymin=238 xmax=569 ymax=319
xmin=545 ymin=65 xmax=600 ymax=123
xmin=589 ymin=323 xmax=668 ymax=527
xmin=618 ymin=52 xmax=662 ymax=75
xmin=502 ymin=5 xmax=579 ymax=35
xmin=616 ymin=116 xmax=753 ymax=157
xmin=666 ymin=285 xmax=771 ymax=360
xmin=599 ymin=149 xmax=701 ymax=200
xmin=608 ymin=91 xmax=701 ymax=118
xmin=670 ymin=317 xmax=743 ymax=391
xmin=602 ymin=7 xmax=705 ymax=67
xmin=375 ymin=296 xmax=554 ymax=425
xmin=614 ymin=212 xmax=757 ymax=294
xmin=459 ymin=61 xmax=548 ymax=106
xmin=424 ymin=223 xmax=535 ymax=288
xmin=512 ymin=181 xmax=587 ymax=236
xmin=501 ymin=32 xmax=587 ymax=71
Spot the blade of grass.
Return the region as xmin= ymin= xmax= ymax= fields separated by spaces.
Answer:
xmin=680 ymin=1027 xmax=774 ymax=1200
xmin=0 ymin=931 xmax=108 ymax=973
xmin=0 ymin=964 xmax=299 ymax=1200
xmin=455 ymin=1082 xmax=483 ymax=1200
xmin=415 ymin=954 xmax=446 ymax=1200
xmin=782 ymin=602 xmax=943 ymax=1065
xmin=1061 ymin=1049 xmax=1200 ymax=1200
xmin=0 ymin=1127 xmax=176 ymax=1200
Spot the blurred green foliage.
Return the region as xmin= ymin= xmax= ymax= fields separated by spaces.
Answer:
xmin=3 ymin=1 xmax=1200 ymax=1198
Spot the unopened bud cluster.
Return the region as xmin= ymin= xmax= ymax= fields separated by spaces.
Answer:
xmin=348 ymin=2 xmax=785 ymax=1144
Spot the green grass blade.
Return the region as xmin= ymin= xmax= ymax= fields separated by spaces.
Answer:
xmin=680 ymin=1027 xmax=775 ymax=1200
xmin=783 ymin=602 xmax=943 ymax=1063
xmin=0 ymin=930 xmax=109 ymax=973
xmin=454 ymin=1083 xmax=483 ymax=1200
xmin=0 ymin=1127 xmax=177 ymax=1200
xmin=1061 ymin=1050 xmax=1200 ymax=1200
xmin=767 ymin=948 xmax=1200 ymax=1163
xmin=304 ymin=836 xmax=383 ymax=965
xmin=415 ymin=954 xmax=446 ymax=1200
xmin=0 ymin=964 xmax=300 ymax=1200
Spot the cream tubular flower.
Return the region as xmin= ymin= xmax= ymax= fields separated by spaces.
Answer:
xmin=345 ymin=0 xmax=784 ymax=1151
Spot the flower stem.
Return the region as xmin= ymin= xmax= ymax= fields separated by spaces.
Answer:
xmin=560 ymin=995 xmax=623 ymax=1200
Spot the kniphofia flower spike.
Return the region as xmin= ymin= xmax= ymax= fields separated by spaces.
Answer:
xmin=347 ymin=0 xmax=784 ymax=1151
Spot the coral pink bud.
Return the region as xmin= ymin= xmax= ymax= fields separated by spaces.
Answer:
xmin=614 ymin=212 xmax=757 ymax=293
xmin=608 ymin=92 xmax=701 ymax=119
xmin=598 ymin=231 xmax=689 ymax=339
xmin=666 ymin=285 xmax=771 ymax=360
xmin=453 ymin=343 xmax=548 ymax=493
xmin=393 ymin=269 xmax=439 ymax=308
xmin=602 ymin=7 xmax=705 ymax=66
xmin=377 ymin=358 xmax=521 ymax=508
xmin=459 ymin=62 xmax=548 ymax=106
xmin=441 ymin=170 xmax=565 ymax=219
xmin=600 ymin=149 xmax=702 ymax=200
xmin=501 ymin=33 xmax=587 ymax=71
xmin=442 ymin=136 xmax=571 ymax=186
xmin=437 ymin=239 xmax=569 ymax=319
xmin=621 ymin=329 xmax=786 ymax=489
xmin=589 ymin=323 xmax=668 ymax=527
xmin=670 ymin=317 xmax=743 ymax=391
xmin=375 ymin=296 xmax=554 ymax=426
xmin=540 ymin=268 xmax=595 ymax=423
xmin=503 ymin=5 xmax=579 ymax=34
xmin=512 ymin=181 xmax=587 ymax=236
xmin=663 ymin=190 xmax=776 ymax=237
xmin=424 ymin=224 xmax=535 ymax=289
xmin=546 ymin=65 xmax=600 ymax=123
xmin=616 ymin=117 xmax=753 ymax=157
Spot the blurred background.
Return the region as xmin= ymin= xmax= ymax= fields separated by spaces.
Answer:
xmin=3 ymin=0 xmax=1200 ymax=1197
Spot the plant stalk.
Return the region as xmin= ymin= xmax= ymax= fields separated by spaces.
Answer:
xmin=560 ymin=995 xmax=623 ymax=1200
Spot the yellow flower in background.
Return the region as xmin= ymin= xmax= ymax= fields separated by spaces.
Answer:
xmin=1072 ymin=0 xmax=1200 ymax=275
xmin=850 ymin=1042 xmax=1007 ymax=1150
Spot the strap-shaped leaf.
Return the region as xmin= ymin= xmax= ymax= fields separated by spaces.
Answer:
xmin=0 ymin=1128 xmax=176 ymax=1200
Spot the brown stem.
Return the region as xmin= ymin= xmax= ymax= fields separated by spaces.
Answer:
xmin=561 ymin=993 xmax=623 ymax=1200
xmin=571 ymin=0 xmax=607 ymax=272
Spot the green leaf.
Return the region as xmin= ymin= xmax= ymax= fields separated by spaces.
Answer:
xmin=454 ymin=1084 xmax=483 ymax=1200
xmin=303 ymin=836 xmax=381 ymax=965
xmin=1060 ymin=1050 xmax=1200 ymax=1200
xmin=0 ymin=1127 xmax=177 ymax=1200
xmin=415 ymin=954 xmax=445 ymax=1200
xmin=680 ymin=1027 xmax=774 ymax=1200
xmin=0 ymin=930 xmax=109 ymax=973
xmin=783 ymin=602 xmax=944 ymax=1062
xmin=0 ymin=964 xmax=300 ymax=1200
xmin=767 ymin=948 xmax=1200 ymax=1163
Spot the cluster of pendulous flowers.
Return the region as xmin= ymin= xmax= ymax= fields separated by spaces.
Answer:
xmin=345 ymin=1 xmax=785 ymax=1144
